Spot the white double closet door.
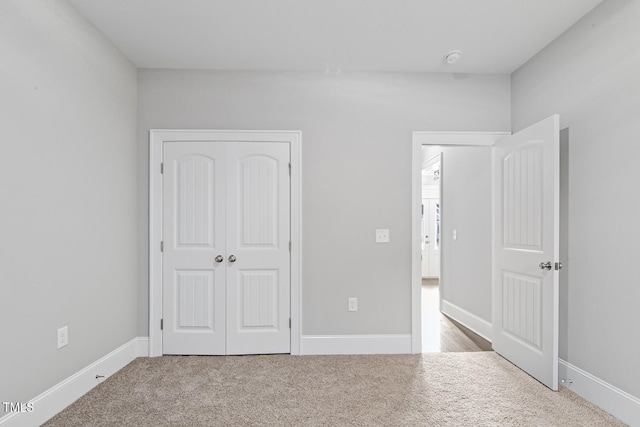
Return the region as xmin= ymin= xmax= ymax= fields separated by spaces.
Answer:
xmin=162 ymin=141 xmax=291 ymax=355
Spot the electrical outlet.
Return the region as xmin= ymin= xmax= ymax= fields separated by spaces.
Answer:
xmin=375 ymin=229 xmax=390 ymax=243
xmin=348 ymin=297 xmax=358 ymax=312
xmin=57 ymin=326 xmax=68 ymax=349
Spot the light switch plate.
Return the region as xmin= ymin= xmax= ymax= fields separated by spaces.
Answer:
xmin=375 ymin=229 xmax=390 ymax=243
xmin=57 ymin=326 xmax=68 ymax=349
xmin=348 ymin=297 xmax=358 ymax=312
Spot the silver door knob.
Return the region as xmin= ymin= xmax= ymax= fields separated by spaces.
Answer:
xmin=539 ymin=261 xmax=552 ymax=271
xmin=228 ymin=255 xmax=237 ymax=263
xmin=215 ymin=255 xmax=223 ymax=263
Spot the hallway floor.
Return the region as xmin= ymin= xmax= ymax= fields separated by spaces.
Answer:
xmin=422 ymin=279 xmax=492 ymax=353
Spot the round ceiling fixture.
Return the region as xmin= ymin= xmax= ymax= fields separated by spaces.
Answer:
xmin=444 ymin=50 xmax=462 ymax=64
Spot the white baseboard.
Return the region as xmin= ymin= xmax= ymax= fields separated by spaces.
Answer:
xmin=559 ymin=359 xmax=640 ymax=427
xmin=135 ymin=336 xmax=150 ymax=357
xmin=440 ymin=299 xmax=493 ymax=342
xmin=0 ymin=337 xmax=149 ymax=427
xmin=301 ymin=334 xmax=412 ymax=355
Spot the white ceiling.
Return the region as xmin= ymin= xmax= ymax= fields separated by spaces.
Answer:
xmin=67 ymin=0 xmax=602 ymax=74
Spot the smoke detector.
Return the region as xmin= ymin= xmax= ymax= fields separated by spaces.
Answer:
xmin=444 ymin=50 xmax=462 ymax=64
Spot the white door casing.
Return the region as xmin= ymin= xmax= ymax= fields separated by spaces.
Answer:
xmin=149 ymin=130 xmax=301 ymax=357
xmin=492 ymin=115 xmax=560 ymax=390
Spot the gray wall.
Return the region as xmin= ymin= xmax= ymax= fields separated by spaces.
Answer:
xmin=0 ymin=1 xmax=138 ymax=404
xmin=137 ymin=70 xmax=510 ymax=336
xmin=423 ymin=146 xmax=493 ymax=323
xmin=512 ymin=0 xmax=640 ymax=398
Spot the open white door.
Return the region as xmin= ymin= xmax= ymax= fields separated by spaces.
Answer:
xmin=492 ymin=115 xmax=560 ymax=390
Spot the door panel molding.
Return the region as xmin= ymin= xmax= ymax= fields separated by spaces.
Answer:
xmin=149 ymin=130 xmax=301 ymax=357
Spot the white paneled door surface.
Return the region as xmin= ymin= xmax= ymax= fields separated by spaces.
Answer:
xmin=162 ymin=141 xmax=290 ymax=355
xmin=492 ymin=115 xmax=560 ymax=390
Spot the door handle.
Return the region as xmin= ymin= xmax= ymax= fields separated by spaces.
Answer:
xmin=539 ymin=261 xmax=563 ymax=271
xmin=539 ymin=261 xmax=552 ymax=271
xmin=215 ymin=255 xmax=223 ymax=263
xmin=228 ymin=255 xmax=237 ymax=263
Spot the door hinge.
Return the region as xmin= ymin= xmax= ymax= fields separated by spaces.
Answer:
xmin=160 ymin=241 xmax=164 ymax=252
xmin=288 ymin=163 xmax=291 ymax=176
xmin=160 ymin=163 xmax=164 ymax=174
xmin=289 ymin=318 xmax=291 ymax=329
xmin=555 ymin=262 xmax=563 ymax=271
xmin=160 ymin=319 xmax=163 ymax=330
xmin=289 ymin=241 xmax=291 ymax=252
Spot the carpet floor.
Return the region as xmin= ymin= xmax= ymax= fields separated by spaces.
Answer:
xmin=44 ymin=352 xmax=626 ymax=426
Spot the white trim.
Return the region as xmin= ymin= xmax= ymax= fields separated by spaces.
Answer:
xmin=411 ymin=137 xmax=423 ymax=353
xmin=0 ymin=337 xmax=148 ymax=427
xmin=148 ymin=130 xmax=302 ymax=357
xmin=136 ymin=336 xmax=150 ymax=357
xmin=301 ymin=335 xmax=412 ymax=355
xmin=559 ymin=359 xmax=640 ymax=427
xmin=440 ymin=299 xmax=493 ymax=343
xmin=411 ymin=131 xmax=508 ymax=354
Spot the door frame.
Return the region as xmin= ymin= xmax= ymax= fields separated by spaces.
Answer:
xmin=411 ymin=131 xmax=508 ymax=353
xmin=149 ymin=130 xmax=302 ymax=357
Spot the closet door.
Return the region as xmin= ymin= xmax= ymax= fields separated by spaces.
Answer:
xmin=226 ymin=142 xmax=291 ymax=355
xmin=162 ymin=141 xmax=291 ymax=355
xmin=162 ymin=142 xmax=226 ymax=355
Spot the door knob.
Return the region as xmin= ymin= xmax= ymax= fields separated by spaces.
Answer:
xmin=539 ymin=261 xmax=552 ymax=271
xmin=228 ymin=255 xmax=237 ymax=263
xmin=215 ymin=255 xmax=223 ymax=263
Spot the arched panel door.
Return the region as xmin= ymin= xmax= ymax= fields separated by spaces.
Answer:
xmin=162 ymin=141 xmax=290 ymax=355
xmin=226 ymin=143 xmax=291 ymax=355
xmin=493 ymin=115 xmax=560 ymax=390
xmin=162 ymin=143 xmax=226 ymax=355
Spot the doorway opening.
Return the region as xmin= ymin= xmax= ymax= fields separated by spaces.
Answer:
xmin=411 ymin=132 xmax=508 ymax=354
xmin=420 ymin=149 xmax=491 ymax=353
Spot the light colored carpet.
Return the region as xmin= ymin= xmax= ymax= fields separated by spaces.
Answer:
xmin=44 ymin=352 xmax=626 ymax=426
